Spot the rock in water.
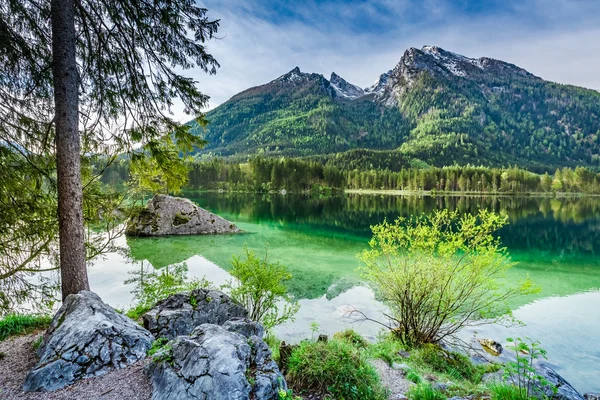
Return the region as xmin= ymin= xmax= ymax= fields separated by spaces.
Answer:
xmin=23 ymin=291 xmax=154 ymax=392
xmin=146 ymin=322 xmax=286 ymax=400
xmin=125 ymin=194 xmax=240 ymax=236
xmin=478 ymin=338 xmax=503 ymax=356
xmin=143 ymin=289 xmax=248 ymax=340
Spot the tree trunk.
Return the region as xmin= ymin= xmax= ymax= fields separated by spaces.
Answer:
xmin=51 ymin=0 xmax=90 ymax=299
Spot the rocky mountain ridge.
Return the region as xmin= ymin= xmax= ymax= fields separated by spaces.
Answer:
xmin=190 ymin=45 xmax=600 ymax=170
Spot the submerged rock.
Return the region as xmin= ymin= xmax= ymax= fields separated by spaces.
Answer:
xmin=125 ymin=194 xmax=240 ymax=236
xmin=146 ymin=322 xmax=285 ymax=400
xmin=478 ymin=338 xmax=503 ymax=356
xmin=23 ymin=291 xmax=154 ymax=392
xmin=142 ymin=288 xmax=248 ymax=340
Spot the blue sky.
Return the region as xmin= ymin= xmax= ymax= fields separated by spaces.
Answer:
xmin=178 ymin=0 xmax=600 ymax=118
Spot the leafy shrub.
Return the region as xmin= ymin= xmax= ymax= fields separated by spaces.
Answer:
xmin=503 ymin=338 xmax=555 ymax=398
xmin=333 ymin=329 xmax=368 ymax=349
xmin=359 ymin=210 xmax=538 ymax=346
xmin=286 ymin=339 xmax=388 ymax=400
xmin=125 ymin=262 xmax=212 ymax=320
xmin=407 ymin=383 xmax=446 ymax=400
xmin=0 ymin=314 xmax=51 ymax=341
xmin=226 ymin=247 xmax=299 ymax=330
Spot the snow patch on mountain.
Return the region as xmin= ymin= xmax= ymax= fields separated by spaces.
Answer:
xmin=365 ymin=70 xmax=392 ymax=96
xmin=330 ymin=72 xmax=365 ymax=99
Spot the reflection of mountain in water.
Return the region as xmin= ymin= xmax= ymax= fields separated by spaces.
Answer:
xmin=190 ymin=192 xmax=600 ymax=256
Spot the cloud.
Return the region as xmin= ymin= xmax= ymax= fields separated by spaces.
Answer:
xmin=173 ymin=0 xmax=600 ymax=121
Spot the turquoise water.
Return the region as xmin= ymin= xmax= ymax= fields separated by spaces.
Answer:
xmin=89 ymin=192 xmax=600 ymax=392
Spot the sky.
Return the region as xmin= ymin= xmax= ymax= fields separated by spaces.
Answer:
xmin=175 ymin=0 xmax=600 ymax=120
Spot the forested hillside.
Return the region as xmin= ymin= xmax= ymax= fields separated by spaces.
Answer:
xmin=190 ymin=46 xmax=600 ymax=171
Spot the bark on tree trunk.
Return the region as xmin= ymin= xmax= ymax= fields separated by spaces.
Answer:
xmin=51 ymin=0 xmax=90 ymax=299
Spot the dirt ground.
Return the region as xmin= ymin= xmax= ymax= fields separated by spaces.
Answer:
xmin=0 ymin=333 xmax=152 ymax=400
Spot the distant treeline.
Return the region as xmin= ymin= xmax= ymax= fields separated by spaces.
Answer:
xmin=101 ymin=156 xmax=600 ymax=194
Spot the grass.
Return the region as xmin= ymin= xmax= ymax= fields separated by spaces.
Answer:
xmin=407 ymin=383 xmax=447 ymax=400
xmin=0 ymin=314 xmax=52 ymax=341
xmin=286 ymin=338 xmax=389 ymax=400
xmin=264 ymin=333 xmax=281 ymax=362
xmin=364 ymin=336 xmax=504 ymax=399
xmin=333 ymin=329 xmax=368 ymax=349
xmin=489 ymin=383 xmax=535 ymax=400
xmin=126 ymin=304 xmax=152 ymax=321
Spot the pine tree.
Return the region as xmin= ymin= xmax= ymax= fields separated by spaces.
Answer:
xmin=1 ymin=0 xmax=219 ymax=299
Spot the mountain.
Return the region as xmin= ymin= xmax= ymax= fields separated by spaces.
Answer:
xmin=190 ymin=46 xmax=600 ymax=171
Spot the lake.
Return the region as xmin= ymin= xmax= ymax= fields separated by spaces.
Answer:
xmin=88 ymin=192 xmax=600 ymax=392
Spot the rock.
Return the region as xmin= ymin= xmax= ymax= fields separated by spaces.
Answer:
xmin=126 ymin=194 xmax=240 ymax=236
xmin=23 ymin=291 xmax=154 ymax=392
xmin=391 ymin=362 xmax=411 ymax=373
xmin=535 ymin=363 xmax=584 ymax=400
xmin=143 ymin=288 xmax=248 ymax=340
xmin=482 ymin=364 xmax=584 ymax=400
xmin=478 ymin=338 xmax=503 ymax=356
xmin=223 ymin=317 xmax=264 ymax=339
xmin=146 ymin=322 xmax=285 ymax=400
xmin=392 ymin=395 xmax=408 ymax=400
xmin=584 ymin=394 xmax=600 ymax=400
xmin=397 ymin=350 xmax=411 ymax=358
xmin=433 ymin=382 xmax=453 ymax=392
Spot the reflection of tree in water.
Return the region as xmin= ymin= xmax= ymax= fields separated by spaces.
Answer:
xmin=191 ymin=193 xmax=600 ymax=256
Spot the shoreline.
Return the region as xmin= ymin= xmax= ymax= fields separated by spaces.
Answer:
xmin=344 ymin=189 xmax=600 ymax=198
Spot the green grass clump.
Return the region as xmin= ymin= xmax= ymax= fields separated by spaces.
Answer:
xmin=286 ymin=339 xmax=388 ymax=400
xmin=0 ymin=314 xmax=52 ymax=341
xmin=489 ymin=383 xmax=534 ymax=400
xmin=264 ymin=333 xmax=281 ymax=362
xmin=407 ymin=383 xmax=447 ymax=400
xmin=366 ymin=334 xmax=407 ymax=366
xmin=148 ymin=338 xmax=170 ymax=357
xmin=411 ymin=344 xmax=481 ymax=382
xmin=406 ymin=370 xmax=422 ymax=384
xmin=333 ymin=329 xmax=368 ymax=349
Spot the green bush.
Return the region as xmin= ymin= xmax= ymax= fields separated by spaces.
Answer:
xmin=407 ymin=383 xmax=447 ymax=400
xmin=333 ymin=329 xmax=368 ymax=349
xmin=0 ymin=314 xmax=52 ymax=341
xmin=359 ymin=210 xmax=538 ymax=346
xmin=226 ymin=247 xmax=299 ymax=330
xmin=286 ymin=339 xmax=388 ymax=400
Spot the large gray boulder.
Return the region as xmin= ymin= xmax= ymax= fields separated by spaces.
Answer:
xmin=23 ymin=291 xmax=154 ymax=392
xmin=143 ymin=289 xmax=248 ymax=340
xmin=126 ymin=194 xmax=240 ymax=236
xmin=146 ymin=321 xmax=285 ymax=400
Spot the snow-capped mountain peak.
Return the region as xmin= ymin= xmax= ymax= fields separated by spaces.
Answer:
xmin=364 ymin=70 xmax=392 ymax=96
xmin=329 ymin=72 xmax=365 ymax=99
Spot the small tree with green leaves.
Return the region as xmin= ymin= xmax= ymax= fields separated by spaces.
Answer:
xmin=226 ymin=247 xmax=299 ymax=331
xmin=359 ymin=209 xmax=537 ymax=346
xmin=503 ymin=337 xmax=555 ymax=398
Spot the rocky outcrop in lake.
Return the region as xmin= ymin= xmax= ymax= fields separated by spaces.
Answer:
xmin=23 ymin=291 xmax=154 ymax=392
xmin=126 ymin=194 xmax=241 ymax=236
xmin=142 ymin=288 xmax=248 ymax=340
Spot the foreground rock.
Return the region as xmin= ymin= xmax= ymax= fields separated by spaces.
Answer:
xmin=146 ymin=320 xmax=285 ymax=400
xmin=23 ymin=291 xmax=154 ymax=392
xmin=126 ymin=194 xmax=240 ymax=236
xmin=143 ymin=289 xmax=248 ymax=340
